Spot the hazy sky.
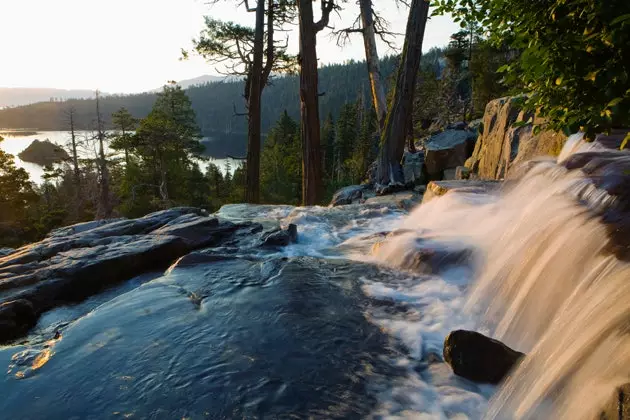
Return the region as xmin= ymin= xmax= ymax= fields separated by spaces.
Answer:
xmin=0 ymin=0 xmax=458 ymax=93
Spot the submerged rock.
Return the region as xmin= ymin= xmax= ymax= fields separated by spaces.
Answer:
xmin=443 ymin=330 xmax=525 ymax=384
xmin=17 ymin=139 xmax=70 ymax=166
xmin=561 ymin=143 xmax=630 ymax=261
xmin=261 ymin=224 xmax=298 ymax=247
xmin=422 ymin=180 xmax=502 ymax=204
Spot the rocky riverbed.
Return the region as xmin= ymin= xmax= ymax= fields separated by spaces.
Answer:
xmin=2 ymin=126 xmax=630 ymax=418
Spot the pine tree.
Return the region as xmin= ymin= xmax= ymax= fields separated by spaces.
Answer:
xmin=132 ymin=83 xmax=203 ymax=204
xmin=321 ymin=113 xmax=336 ymax=180
xmin=334 ymin=102 xmax=360 ymax=183
xmin=111 ymin=107 xmax=137 ymax=167
xmin=260 ymin=111 xmax=302 ymax=204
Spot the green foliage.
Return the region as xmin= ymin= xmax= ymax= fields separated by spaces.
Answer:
xmin=0 ymin=136 xmax=39 ymax=247
xmin=260 ymin=111 xmax=302 ymax=204
xmin=434 ymin=0 xmax=630 ymax=135
xmin=110 ymin=107 xmax=137 ymax=163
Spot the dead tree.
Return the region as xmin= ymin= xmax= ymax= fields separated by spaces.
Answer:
xmin=334 ymin=0 xmax=401 ymax=132
xmin=94 ymin=90 xmax=112 ymax=219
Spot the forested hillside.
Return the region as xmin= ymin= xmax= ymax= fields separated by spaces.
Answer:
xmin=0 ymin=56 xmax=401 ymax=135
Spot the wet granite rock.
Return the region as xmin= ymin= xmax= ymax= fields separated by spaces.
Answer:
xmin=387 ymin=236 xmax=474 ymax=275
xmin=560 ymin=140 xmax=630 ymax=261
xmin=422 ymin=180 xmax=502 ymax=204
xmin=0 ymin=248 xmax=14 ymax=257
xmin=443 ymin=330 xmax=525 ymax=384
xmin=261 ymin=224 xmax=298 ymax=247
xmin=330 ymin=185 xmax=366 ymax=206
xmin=0 ymin=207 xmax=262 ymax=343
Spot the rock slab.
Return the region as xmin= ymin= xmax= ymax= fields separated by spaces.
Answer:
xmin=466 ymin=96 xmax=567 ymax=179
xmin=0 ymin=207 xmax=285 ymax=343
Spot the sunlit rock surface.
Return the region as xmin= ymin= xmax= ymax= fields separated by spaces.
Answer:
xmin=0 ymin=207 xmax=282 ymax=343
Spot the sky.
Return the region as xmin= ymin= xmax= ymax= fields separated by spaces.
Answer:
xmin=0 ymin=0 xmax=459 ymax=94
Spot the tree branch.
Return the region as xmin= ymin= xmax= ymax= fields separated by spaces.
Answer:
xmin=314 ymin=0 xmax=336 ymax=32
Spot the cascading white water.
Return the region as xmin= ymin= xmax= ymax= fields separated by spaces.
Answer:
xmin=372 ymin=134 xmax=630 ymax=419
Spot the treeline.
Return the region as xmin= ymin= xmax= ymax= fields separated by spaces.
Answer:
xmin=0 ymin=57 xmax=399 ymax=136
xmin=0 ymin=31 xmax=515 ymax=247
xmin=0 ymin=85 xmax=246 ymax=247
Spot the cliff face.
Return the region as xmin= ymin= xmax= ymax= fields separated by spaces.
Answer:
xmin=465 ymin=96 xmax=567 ymax=179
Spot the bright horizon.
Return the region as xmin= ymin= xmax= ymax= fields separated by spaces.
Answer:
xmin=0 ymin=0 xmax=459 ymax=94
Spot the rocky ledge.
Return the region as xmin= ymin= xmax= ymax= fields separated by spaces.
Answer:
xmin=0 ymin=207 xmax=297 ymax=343
xmin=422 ymin=180 xmax=503 ymax=204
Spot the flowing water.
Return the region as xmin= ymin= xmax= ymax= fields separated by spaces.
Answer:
xmin=1 ymin=135 xmax=628 ymax=418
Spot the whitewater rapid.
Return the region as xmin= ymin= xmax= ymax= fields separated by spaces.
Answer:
xmin=359 ymin=133 xmax=630 ymax=419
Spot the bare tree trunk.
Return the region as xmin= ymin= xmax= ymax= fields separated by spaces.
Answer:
xmin=245 ymin=0 xmax=265 ymax=204
xmin=65 ymin=106 xmax=82 ymax=219
xmin=359 ymin=0 xmax=387 ymax=132
xmin=95 ymin=90 xmax=111 ymax=219
xmin=67 ymin=107 xmax=81 ymax=186
xmin=376 ymin=0 xmax=429 ymax=187
xmin=297 ymin=0 xmax=334 ymax=205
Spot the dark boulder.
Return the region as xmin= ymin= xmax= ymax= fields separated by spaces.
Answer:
xmin=443 ymin=329 xmax=525 ymax=384
xmin=424 ymin=130 xmax=477 ymax=179
xmin=17 ymin=139 xmax=70 ymax=166
xmin=330 ymin=185 xmax=365 ymax=206
xmin=261 ymin=224 xmax=298 ymax=247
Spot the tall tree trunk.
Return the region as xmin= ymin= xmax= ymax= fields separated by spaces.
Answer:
xmin=95 ymin=91 xmax=111 ymax=219
xmin=376 ymin=0 xmax=429 ymax=187
xmin=245 ymin=0 xmax=265 ymax=204
xmin=67 ymin=107 xmax=82 ymax=219
xmin=359 ymin=0 xmax=387 ymax=132
xmin=297 ymin=0 xmax=333 ymax=205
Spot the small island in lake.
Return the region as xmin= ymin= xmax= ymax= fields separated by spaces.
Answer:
xmin=17 ymin=139 xmax=69 ymax=166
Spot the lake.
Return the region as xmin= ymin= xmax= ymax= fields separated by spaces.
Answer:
xmin=0 ymin=130 xmax=240 ymax=184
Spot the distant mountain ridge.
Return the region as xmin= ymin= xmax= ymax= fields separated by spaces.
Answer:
xmin=0 ymin=87 xmax=97 ymax=108
xmin=151 ymin=75 xmax=230 ymax=92
xmin=0 ymin=75 xmax=232 ymax=108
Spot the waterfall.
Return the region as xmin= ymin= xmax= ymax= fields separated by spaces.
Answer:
xmin=373 ymin=133 xmax=630 ymax=419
